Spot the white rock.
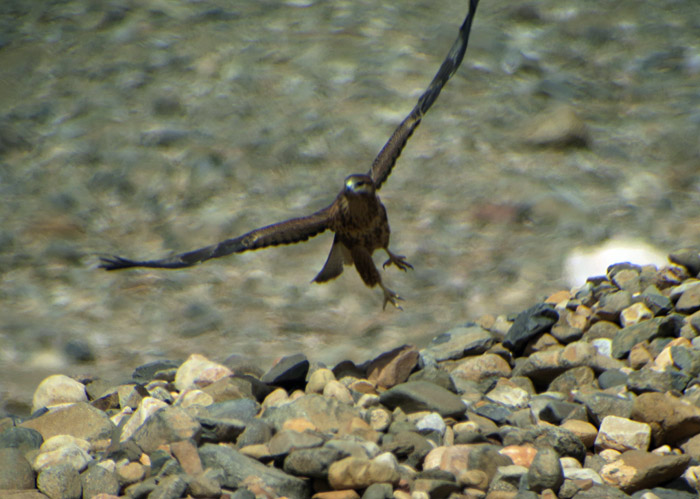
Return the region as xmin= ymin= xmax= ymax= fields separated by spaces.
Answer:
xmin=176 ymin=389 xmax=214 ymax=408
xmin=563 ymin=467 xmax=603 ymax=484
xmin=174 ymin=353 xmax=233 ymax=391
xmin=415 ymin=412 xmax=447 ymax=436
xmin=34 ymin=435 xmax=92 ymax=472
xmin=595 ymin=415 xmax=651 ymax=452
xmin=120 ymin=396 xmax=168 ymax=442
xmin=486 ymin=383 xmax=530 ymax=409
xmin=32 ymin=374 xmax=87 ymax=412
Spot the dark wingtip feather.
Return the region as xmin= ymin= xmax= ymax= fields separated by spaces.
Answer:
xmin=98 ymin=256 xmax=139 ymax=271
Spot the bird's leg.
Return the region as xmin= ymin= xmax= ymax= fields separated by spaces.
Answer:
xmin=383 ymin=248 xmax=413 ymax=272
xmin=350 ymin=245 xmax=405 ymax=310
xmin=380 ymin=283 xmax=404 ymax=311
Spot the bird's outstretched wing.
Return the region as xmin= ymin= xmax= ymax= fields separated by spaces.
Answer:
xmin=368 ymin=0 xmax=479 ymax=190
xmin=99 ymin=205 xmax=335 ymax=270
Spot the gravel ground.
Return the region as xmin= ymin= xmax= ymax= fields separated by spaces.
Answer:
xmin=1 ymin=0 xmax=699 ymax=414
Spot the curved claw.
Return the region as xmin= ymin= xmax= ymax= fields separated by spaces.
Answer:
xmin=381 ymin=286 xmax=405 ymax=311
xmin=383 ymin=252 xmax=414 ymax=272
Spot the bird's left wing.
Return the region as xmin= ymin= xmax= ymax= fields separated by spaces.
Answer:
xmin=99 ymin=205 xmax=335 ymax=270
xmin=368 ymin=0 xmax=479 ymax=190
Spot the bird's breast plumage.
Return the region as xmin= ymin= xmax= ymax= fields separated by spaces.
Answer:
xmin=331 ymin=193 xmax=390 ymax=253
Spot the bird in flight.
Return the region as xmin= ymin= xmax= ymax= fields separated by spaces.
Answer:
xmin=100 ymin=0 xmax=480 ymax=309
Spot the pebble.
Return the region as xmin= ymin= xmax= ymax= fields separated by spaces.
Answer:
xmin=31 ymin=374 xmax=87 ymax=413
xmin=173 ymin=353 xmax=234 ymax=392
xmin=0 ymin=447 xmax=36 ymax=490
xmin=379 ymin=381 xmax=466 ymax=418
xmin=261 ymin=353 xmax=310 ymax=390
xmin=450 ymin=353 xmax=512 ymax=383
xmin=527 ymin=447 xmax=564 ymax=493
xmin=19 ymin=402 xmax=114 ymax=442
xmin=3 ymin=250 xmax=700 ymax=497
xmin=595 ymin=415 xmax=651 ymax=452
xmin=80 ymin=462 xmax=120 ymax=497
xmin=366 ymin=345 xmax=419 ymax=389
xmin=36 ymin=463 xmax=81 ymax=499
xmin=306 ymin=368 xmax=335 ymax=394
xmin=33 ymin=435 xmax=92 ymax=472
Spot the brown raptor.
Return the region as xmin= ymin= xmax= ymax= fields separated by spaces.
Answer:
xmin=100 ymin=0 xmax=480 ymax=309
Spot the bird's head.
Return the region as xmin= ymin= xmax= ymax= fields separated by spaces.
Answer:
xmin=344 ymin=174 xmax=376 ymax=197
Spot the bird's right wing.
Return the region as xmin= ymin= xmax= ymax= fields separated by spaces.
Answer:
xmin=368 ymin=0 xmax=479 ymax=190
xmin=99 ymin=205 xmax=335 ymax=270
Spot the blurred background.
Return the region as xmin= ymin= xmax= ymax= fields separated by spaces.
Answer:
xmin=1 ymin=0 xmax=698 ymax=415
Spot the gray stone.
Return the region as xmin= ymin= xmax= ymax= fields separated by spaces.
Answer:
xmin=235 ymin=419 xmax=274 ymax=447
xmin=261 ymin=353 xmax=309 ymax=390
xmin=611 ymin=316 xmax=681 ymax=359
xmin=670 ymin=345 xmax=700 ymax=376
xmin=80 ymin=463 xmax=120 ymax=498
xmin=150 ymin=449 xmax=184 ymax=478
xmin=488 ymin=464 xmax=527 ymax=493
xmin=468 ymin=444 xmax=514 ymax=483
xmin=196 ymin=415 xmax=247 ymax=444
xmin=231 ymin=488 xmax=257 ymax=499
xmin=0 ymin=426 xmax=43 ymax=453
xmin=0 ymin=447 xmax=35 ymax=490
xmin=262 ymin=394 xmax=362 ymax=435
xmin=627 ymin=367 xmax=689 ymax=394
xmin=325 ymin=437 xmax=379 ymax=459
xmin=204 ymin=398 xmax=260 ymax=420
xmin=503 ymin=303 xmax=559 ymax=355
xmin=676 ymin=281 xmax=700 ymax=314
xmin=130 ymin=406 xmax=201 ymax=454
xmin=574 ymin=389 xmax=634 ymax=426
xmin=472 ymin=402 xmax=511 ymax=425
xmin=362 ymin=482 xmax=393 ymax=499
xmin=37 ymin=463 xmax=81 ymax=499
xmin=569 ymin=483 xmax=630 ymax=498
xmin=379 ymin=381 xmax=466 ymax=418
xmin=597 ymin=369 xmax=628 ymax=389
xmin=638 ymin=285 xmax=673 ymax=315
xmin=669 ymin=248 xmax=700 ymax=276
xmin=267 ymin=429 xmax=324 ymax=456
xmin=584 ymin=320 xmax=620 ymax=341
xmin=199 ymin=443 xmax=309 ymax=499
xmin=124 ymin=476 xmax=157 ymax=498
xmin=188 ymin=468 xmax=223 ymax=498
xmin=284 ymin=446 xmax=345 ymax=478
xmin=535 ymin=398 xmax=586 ymax=425
xmin=595 ymin=290 xmax=632 ymax=322
xmin=522 ymin=426 xmax=586 ymax=463
xmin=407 ymin=366 xmax=457 ymax=393
xmin=611 ymin=268 xmax=643 ymax=294
xmin=381 ymin=430 xmax=432 ymax=468
xmin=148 ymin=473 xmax=188 ymax=499
xmin=548 ymin=366 xmax=596 ymax=395
xmin=132 ymin=359 xmax=181 ymax=383
xmin=413 ymin=478 xmax=461 ymax=498
xmin=20 ymin=402 xmax=115 ymax=442
xmin=422 ymin=325 xmax=496 ymax=361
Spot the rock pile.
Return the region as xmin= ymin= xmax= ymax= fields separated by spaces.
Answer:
xmin=2 ymin=249 xmax=700 ymax=498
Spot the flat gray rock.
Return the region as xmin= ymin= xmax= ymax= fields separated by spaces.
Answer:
xmin=379 ymin=381 xmax=466 ymax=419
xmin=199 ymin=443 xmax=310 ymax=499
